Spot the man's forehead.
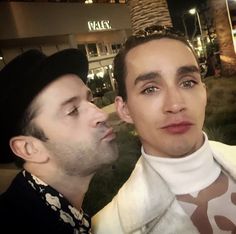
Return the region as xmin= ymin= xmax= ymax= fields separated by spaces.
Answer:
xmin=129 ymin=38 xmax=190 ymax=53
xmin=34 ymin=74 xmax=89 ymax=105
xmin=125 ymin=38 xmax=197 ymax=67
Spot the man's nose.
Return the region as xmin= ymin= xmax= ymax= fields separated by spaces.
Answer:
xmin=90 ymin=103 xmax=109 ymax=127
xmin=163 ymin=87 xmax=186 ymax=114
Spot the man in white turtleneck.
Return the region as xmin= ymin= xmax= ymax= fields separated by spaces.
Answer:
xmin=92 ymin=25 xmax=236 ymax=234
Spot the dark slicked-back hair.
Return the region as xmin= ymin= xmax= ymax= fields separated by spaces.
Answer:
xmin=114 ymin=25 xmax=199 ymax=101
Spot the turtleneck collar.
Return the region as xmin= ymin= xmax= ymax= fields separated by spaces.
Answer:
xmin=142 ymin=133 xmax=221 ymax=195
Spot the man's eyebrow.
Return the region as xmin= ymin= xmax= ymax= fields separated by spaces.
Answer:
xmin=60 ymin=89 xmax=92 ymax=108
xmin=176 ymin=65 xmax=200 ymax=76
xmin=60 ymin=96 xmax=79 ymax=107
xmin=134 ymin=72 xmax=161 ymax=86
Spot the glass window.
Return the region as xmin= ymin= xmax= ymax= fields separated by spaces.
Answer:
xmin=111 ymin=43 xmax=122 ymax=53
xmin=87 ymin=43 xmax=98 ymax=57
xmin=97 ymin=42 xmax=108 ymax=56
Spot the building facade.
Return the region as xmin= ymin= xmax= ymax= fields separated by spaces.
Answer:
xmin=0 ymin=2 xmax=132 ymax=93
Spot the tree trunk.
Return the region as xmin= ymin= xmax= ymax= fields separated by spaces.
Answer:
xmin=209 ymin=0 xmax=236 ymax=76
xmin=127 ymin=0 xmax=172 ymax=34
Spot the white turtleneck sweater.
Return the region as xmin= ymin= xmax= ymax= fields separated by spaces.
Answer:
xmin=142 ymin=133 xmax=221 ymax=195
xmin=142 ymin=133 xmax=236 ymax=234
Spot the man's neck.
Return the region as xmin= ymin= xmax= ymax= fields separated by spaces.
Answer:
xmin=142 ymin=135 xmax=221 ymax=195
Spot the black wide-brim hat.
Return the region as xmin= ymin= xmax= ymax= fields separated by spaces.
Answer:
xmin=0 ymin=48 xmax=88 ymax=163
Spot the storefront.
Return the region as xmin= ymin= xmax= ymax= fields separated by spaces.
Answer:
xmin=0 ymin=2 xmax=132 ymax=93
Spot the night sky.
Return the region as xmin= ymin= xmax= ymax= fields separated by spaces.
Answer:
xmin=166 ymin=0 xmax=208 ymax=35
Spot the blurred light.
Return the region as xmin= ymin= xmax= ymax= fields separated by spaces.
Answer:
xmin=220 ymin=55 xmax=236 ymax=64
xmin=189 ymin=8 xmax=196 ymax=15
xmin=197 ymin=51 xmax=200 ymax=57
xmin=198 ymin=46 xmax=203 ymax=52
xmin=196 ymin=37 xmax=203 ymax=52
xmin=197 ymin=36 xmax=201 ymax=45
xmin=85 ymin=0 xmax=93 ymax=4
xmin=88 ymin=73 xmax=95 ymax=80
xmin=0 ymin=56 xmax=3 ymax=60
xmin=97 ymin=71 xmax=104 ymax=78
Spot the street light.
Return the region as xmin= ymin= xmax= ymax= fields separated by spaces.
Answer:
xmin=189 ymin=8 xmax=206 ymax=58
xmin=189 ymin=8 xmax=203 ymax=39
xmin=181 ymin=8 xmax=202 ymax=40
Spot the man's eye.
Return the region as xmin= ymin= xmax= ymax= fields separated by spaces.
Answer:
xmin=142 ymin=86 xmax=159 ymax=94
xmin=67 ymin=107 xmax=79 ymax=116
xmin=181 ymin=80 xmax=197 ymax=88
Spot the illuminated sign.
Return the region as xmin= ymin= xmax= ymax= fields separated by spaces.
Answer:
xmin=88 ymin=20 xmax=112 ymax=31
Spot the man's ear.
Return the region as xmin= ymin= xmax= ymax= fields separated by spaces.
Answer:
xmin=10 ymin=136 xmax=48 ymax=163
xmin=115 ymin=96 xmax=134 ymax=124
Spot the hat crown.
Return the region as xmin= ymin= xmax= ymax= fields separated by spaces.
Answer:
xmin=0 ymin=50 xmax=46 ymax=100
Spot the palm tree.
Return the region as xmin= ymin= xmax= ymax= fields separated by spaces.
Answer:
xmin=209 ymin=0 xmax=236 ymax=76
xmin=127 ymin=0 xmax=172 ymax=34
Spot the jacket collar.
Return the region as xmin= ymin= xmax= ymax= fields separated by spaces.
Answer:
xmin=116 ymin=156 xmax=175 ymax=232
xmin=116 ymin=141 xmax=236 ymax=233
xmin=209 ymin=140 xmax=236 ymax=179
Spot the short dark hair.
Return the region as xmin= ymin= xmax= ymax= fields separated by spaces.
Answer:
xmin=114 ymin=25 xmax=199 ymax=101
xmin=15 ymin=100 xmax=49 ymax=167
xmin=20 ymin=101 xmax=48 ymax=142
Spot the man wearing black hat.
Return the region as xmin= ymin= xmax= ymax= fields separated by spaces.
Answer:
xmin=0 ymin=49 xmax=118 ymax=233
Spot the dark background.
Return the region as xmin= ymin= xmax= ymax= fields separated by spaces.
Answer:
xmin=167 ymin=0 xmax=208 ymax=36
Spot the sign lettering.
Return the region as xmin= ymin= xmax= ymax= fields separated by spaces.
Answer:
xmin=88 ymin=20 xmax=112 ymax=31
